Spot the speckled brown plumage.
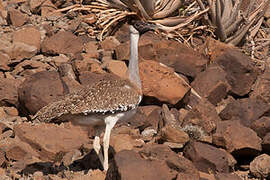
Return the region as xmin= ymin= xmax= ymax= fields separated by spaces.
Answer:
xmin=33 ymin=76 xmax=142 ymax=123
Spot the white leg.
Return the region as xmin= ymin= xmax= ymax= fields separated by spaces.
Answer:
xmin=93 ymin=136 xmax=104 ymax=168
xmin=103 ymin=115 xmax=120 ymax=171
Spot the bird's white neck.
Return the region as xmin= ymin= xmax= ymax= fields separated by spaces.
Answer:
xmin=129 ymin=25 xmax=141 ymax=91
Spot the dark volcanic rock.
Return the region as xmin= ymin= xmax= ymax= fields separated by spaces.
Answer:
xmin=183 ymin=141 xmax=230 ymax=173
xmin=215 ymin=49 xmax=258 ymax=96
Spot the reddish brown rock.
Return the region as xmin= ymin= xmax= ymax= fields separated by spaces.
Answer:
xmin=219 ymin=97 xmax=270 ymax=127
xmin=139 ymin=60 xmax=190 ymax=104
xmin=214 ymin=173 xmax=242 ymax=180
xmin=110 ymin=133 xmax=143 ymax=153
xmin=18 ymin=71 xmax=65 ymax=114
xmin=13 ymin=26 xmax=41 ymax=50
xmin=100 ymin=36 xmax=120 ymax=51
xmin=262 ymin=132 xmax=270 ymax=152
xmin=191 ymin=64 xmax=231 ymax=105
xmin=41 ymin=31 xmax=83 ymax=55
xmin=0 ymin=52 xmax=10 ymax=71
xmin=161 ymin=125 xmax=189 ymax=145
xmin=41 ymin=0 xmax=61 ymax=17
xmin=74 ymin=59 xmax=104 ymax=74
xmin=140 ymin=144 xmax=200 ymax=180
xmin=0 ymin=78 xmax=20 ymax=106
xmin=251 ymin=67 xmax=270 ymax=103
xmin=109 ymin=150 xmax=177 ymax=180
xmin=250 ymin=154 xmax=270 ymax=179
xmin=4 ymin=42 xmax=38 ymax=61
xmin=14 ymin=123 xmax=89 ymax=161
xmin=84 ymin=41 xmax=99 ymax=59
xmin=105 ymin=60 xmax=128 ymax=79
xmin=7 ymin=9 xmax=28 ymax=27
xmin=29 ymin=0 xmax=42 ymax=13
xmin=251 ymin=116 xmax=270 ymax=138
xmin=205 ymin=37 xmax=237 ymax=62
xmin=183 ymin=98 xmax=220 ymax=133
xmin=1 ymin=136 xmax=39 ymax=161
xmin=215 ymin=49 xmax=258 ymax=96
xmin=12 ymin=60 xmax=51 ymax=77
xmin=213 ymin=121 xmax=262 ymax=157
xmin=154 ymin=40 xmax=208 ymax=78
xmin=0 ymin=150 xmax=5 ymax=167
xmin=183 ymin=141 xmax=230 ymax=173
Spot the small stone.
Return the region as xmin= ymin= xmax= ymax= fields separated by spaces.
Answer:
xmin=250 ymin=154 xmax=270 ymax=179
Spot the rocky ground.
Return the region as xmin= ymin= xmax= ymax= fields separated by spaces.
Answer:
xmin=0 ymin=0 xmax=270 ymax=179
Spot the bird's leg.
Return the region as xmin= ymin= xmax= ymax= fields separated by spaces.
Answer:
xmin=103 ymin=116 xmax=118 ymax=171
xmin=93 ymin=136 xmax=104 ymax=168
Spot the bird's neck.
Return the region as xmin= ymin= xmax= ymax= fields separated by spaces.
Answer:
xmin=129 ymin=26 xmax=141 ymax=91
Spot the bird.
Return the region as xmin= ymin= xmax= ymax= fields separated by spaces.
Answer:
xmin=33 ymin=24 xmax=147 ymax=171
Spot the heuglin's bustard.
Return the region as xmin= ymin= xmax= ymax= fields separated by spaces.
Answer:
xmin=33 ymin=24 xmax=150 ymax=171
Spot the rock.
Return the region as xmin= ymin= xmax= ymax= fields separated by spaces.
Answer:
xmin=70 ymin=169 xmax=105 ymax=180
xmin=14 ymin=122 xmax=89 ymax=161
xmin=251 ymin=67 xmax=270 ymax=103
xmin=0 ymin=150 xmax=5 ymax=167
xmin=262 ymin=133 xmax=270 ymax=152
xmin=41 ymin=31 xmax=83 ymax=55
xmin=140 ymin=144 xmax=200 ymax=180
xmin=214 ymin=173 xmax=242 ymax=180
xmin=74 ymin=59 xmax=104 ymax=74
xmin=29 ymin=0 xmax=42 ymax=13
xmin=183 ymin=98 xmax=220 ymax=134
xmin=84 ymin=41 xmax=99 ymax=59
xmin=13 ymin=26 xmax=41 ymax=50
xmin=41 ymin=0 xmax=61 ymax=17
xmin=4 ymin=42 xmax=38 ymax=61
xmin=1 ymin=136 xmax=39 ymax=161
xmin=105 ymin=60 xmax=128 ymax=79
xmin=161 ymin=125 xmax=189 ymax=145
xmin=191 ymin=64 xmax=231 ymax=105
xmin=61 ymin=149 xmax=81 ymax=166
xmin=7 ymin=9 xmax=28 ymax=27
xmin=184 ymin=141 xmax=230 ymax=173
xmin=219 ymin=97 xmax=270 ymax=127
xmin=199 ymin=171 xmax=216 ymax=180
xmin=0 ymin=52 xmax=10 ymax=71
xmin=215 ymin=49 xmax=258 ymax=96
xmin=154 ymin=40 xmax=208 ymax=79
xmin=110 ymin=133 xmax=142 ymax=153
xmin=139 ymin=60 xmax=190 ymax=104
xmin=12 ymin=60 xmax=51 ymax=77
xmin=100 ymin=36 xmax=120 ymax=51
xmin=109 ymin=150 xmax=177 ymax=180
xmin=0 ymin=78 xmax=20 ymax=106
xmin=205 ymin=37 xmax=237 ymax=62
xmin=251 ymin=116 xmax=270 ymax=138
xmin=213 ymin=121 xmax=262 ymax=157
xmin=18 ymin=71 xmax=65 ymax=114
xmin=250 ymin=154 xmax=270 ymax=179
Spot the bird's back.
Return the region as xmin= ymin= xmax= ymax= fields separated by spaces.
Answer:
xmin=33 ymin=75 xmax=142 ymax=123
